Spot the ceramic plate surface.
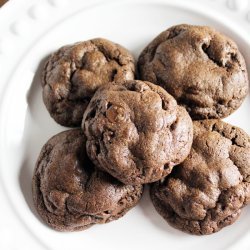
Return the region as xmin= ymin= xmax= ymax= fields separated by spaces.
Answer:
xmin=0 ymin=0 xmax=249 ymax=249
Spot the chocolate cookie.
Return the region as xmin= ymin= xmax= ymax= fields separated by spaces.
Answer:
xmin=150 ymin=120 xmax=250 ymax=235
xmin=82 ymin=80 xmax=193 ymax=185
xmin=42 ymin=38 xmax=135 ymax=127
xmin=32 ymin=129 xmax=143 ymax=231
xmin=138 ymin=24 xmax=249 ymax=119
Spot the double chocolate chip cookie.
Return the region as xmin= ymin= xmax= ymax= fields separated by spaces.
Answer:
xmin=138 ymin=24 xmax=249 ymax=120
xmin=82 ymin=80 xmax=193 ymax=185
xmin=150 ymin=120 xmax=250 ymax=235
xmin=42 ymin=38 xmax=135 ymax=127
xmin=33 ymin=129 xmax=143 ymax=231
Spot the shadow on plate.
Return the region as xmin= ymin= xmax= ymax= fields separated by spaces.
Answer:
xmin=18 ymin=55 xmax=53 ymax=226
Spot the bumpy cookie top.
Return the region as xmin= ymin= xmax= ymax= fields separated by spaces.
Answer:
xmin=151 ymin=120 xmax=250 ymax=235
xmin=82 ymin=80 xmax=193 ymax=185
xmin=42 ymin=38 xmax=135 ymax=127
xmin=32 ymin=129 xmax=142 ymax=231
xmin=138 ymin=24 xmax=249 ymax=119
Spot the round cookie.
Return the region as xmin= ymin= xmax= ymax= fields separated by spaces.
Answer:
xmin=32 ymin=129 xmax=143 ymax=231
xmin=150 ymin=120 xmax=250 ymax=235
xmin=138 ymin=24 xmax=249 ymax=120
xmin=42 ymin=38 xmax=135 ymax=127
xmin=82 ymin=80 xmax=193 ymax=185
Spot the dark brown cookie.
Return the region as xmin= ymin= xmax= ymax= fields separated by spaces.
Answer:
xmin=82 ymin=80 xmax=193 ymax=185
xmin=138 ymin=24 xmax=249 ymax=120
xmin=32 ymin=129 xmax=143 ymax=232
xmin=150 ymin=120 xmax=250 ymax=235
xmin=42 ymin=38 xmax=135 ymax=127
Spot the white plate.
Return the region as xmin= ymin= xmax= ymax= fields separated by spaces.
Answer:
xmin=0 ymin=0 xmax=250 ymax=249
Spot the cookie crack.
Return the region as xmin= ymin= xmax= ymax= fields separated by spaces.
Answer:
xmin=210 ymin=123 xmax=246 ymax=148
xmin=202 ymin=43 xmax=223 ymax=68
xmin=201 ymin=43 xmax=237 ymax=72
